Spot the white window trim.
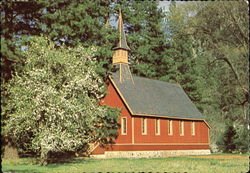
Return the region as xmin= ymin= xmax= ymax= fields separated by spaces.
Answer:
xmin=180 ymin=121 xmax=184 ymax=136
xmin=155 ymin=119 xmax=160 ymax=135
xmin=191 ymin=121 xmax=195 ymax=136
xmin=121 ymin=117 xmax=127 ymax=135
xmin=168 ymin=120 xmax=173 ymax=136
xmin=142 ymin=118 xmax=147 ymax=135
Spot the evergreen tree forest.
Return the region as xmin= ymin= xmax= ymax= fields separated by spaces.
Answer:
xmin=1 ymin=0 xmax=249 ymax=162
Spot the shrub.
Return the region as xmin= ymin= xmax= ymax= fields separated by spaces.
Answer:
xmin=234 ymin=126 xmax=250 ymax=154
xmin=216 ymin=121 xmax=237 ymax=153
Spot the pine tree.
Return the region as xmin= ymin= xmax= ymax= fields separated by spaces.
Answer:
xmin=162 ymin=1 xmax=202 ymax=105
xmin=115 ymin=0 xmax=167 ymax=78
xmin=38 ymin=0 xmax=119 ymax=79
xmin=1 ymin=1 xmax=44 ymax=82
xmin=216 ymin=121 xmax=237 ymax=153
xmin=234 ymin=126 xmax=250 ymax=153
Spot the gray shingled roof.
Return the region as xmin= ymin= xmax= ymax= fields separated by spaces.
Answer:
xmin=111 ymin=72 xmax=204 ymax=120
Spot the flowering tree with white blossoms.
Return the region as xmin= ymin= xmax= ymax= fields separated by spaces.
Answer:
xmin=3 ymin=37 xmax=120 ymax=165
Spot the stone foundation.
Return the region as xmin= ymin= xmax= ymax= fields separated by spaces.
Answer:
xmin=90 ymin=154 xmax=106 ymax=159
xmin=91 ymin=149 xmax=211 ymax=159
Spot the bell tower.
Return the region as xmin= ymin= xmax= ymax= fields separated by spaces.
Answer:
xmin=112 ymin=9 xmax=130 ymax=65
xmin=112 ymin=9 xmax=134 ymax=84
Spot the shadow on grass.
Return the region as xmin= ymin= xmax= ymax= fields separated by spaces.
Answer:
xmin=3 ymin=169 xmax=42 ymax=173
xmin=39 ymin=157 xmax=99 ymax=169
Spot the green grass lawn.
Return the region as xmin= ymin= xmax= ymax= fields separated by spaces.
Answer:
xmin=2 ymin=153 xmax=249 ymax=173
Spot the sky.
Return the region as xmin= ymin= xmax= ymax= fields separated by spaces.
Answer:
xmin=111 ymin=1 xmax=174 ymax=28
xmin=158 ymin=1 xmax=171 ymax=12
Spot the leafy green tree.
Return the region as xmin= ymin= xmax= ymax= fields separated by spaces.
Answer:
xmin=165 ymin=1 xmax=249 ymax=150
xmin=1 ymin=2 xmax=118 ymax=155
xmin=2 ymin=37 xmax=120 ymax=165
xmin=1 ymin=3 xmax=45 ymax=136
xmin=186 ymin=2 xmax=249 ymax=150
xmin=184 ymin=1 xmax=249 ymax=121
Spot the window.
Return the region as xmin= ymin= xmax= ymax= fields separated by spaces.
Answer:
xmin=155 ymin=119 xmax=160 ymax=135
xmin=180 ymin=121 xmax=184 ymax=136
xmin=168 ymin=120 xmax=173 ymax=135
xmin=191 ymin=121 xmax=195 ymax=136
xmin=121 ymin=117 xmax=127 ymax=135
xmin=142 ymin=118 xmax=147 ymax=135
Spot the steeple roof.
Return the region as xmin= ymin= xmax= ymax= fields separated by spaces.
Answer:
xmin=113 ymin=9 xmax=130 ymax=51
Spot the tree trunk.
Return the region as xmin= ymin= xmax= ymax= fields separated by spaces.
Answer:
xmin=40 ymin=148 xmax=49 ymax=166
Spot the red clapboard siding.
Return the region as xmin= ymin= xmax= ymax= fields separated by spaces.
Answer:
xmin=134 ymin=117 xmax=209 ymax=144
xmin=94 ymin=80 xmax=210 ymax=154
xmin=100 ymin=80 xmax=132 ymax=143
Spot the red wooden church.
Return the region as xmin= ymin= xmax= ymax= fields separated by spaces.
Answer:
xmin=91 ymin=10 xmax=210 ymax=158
